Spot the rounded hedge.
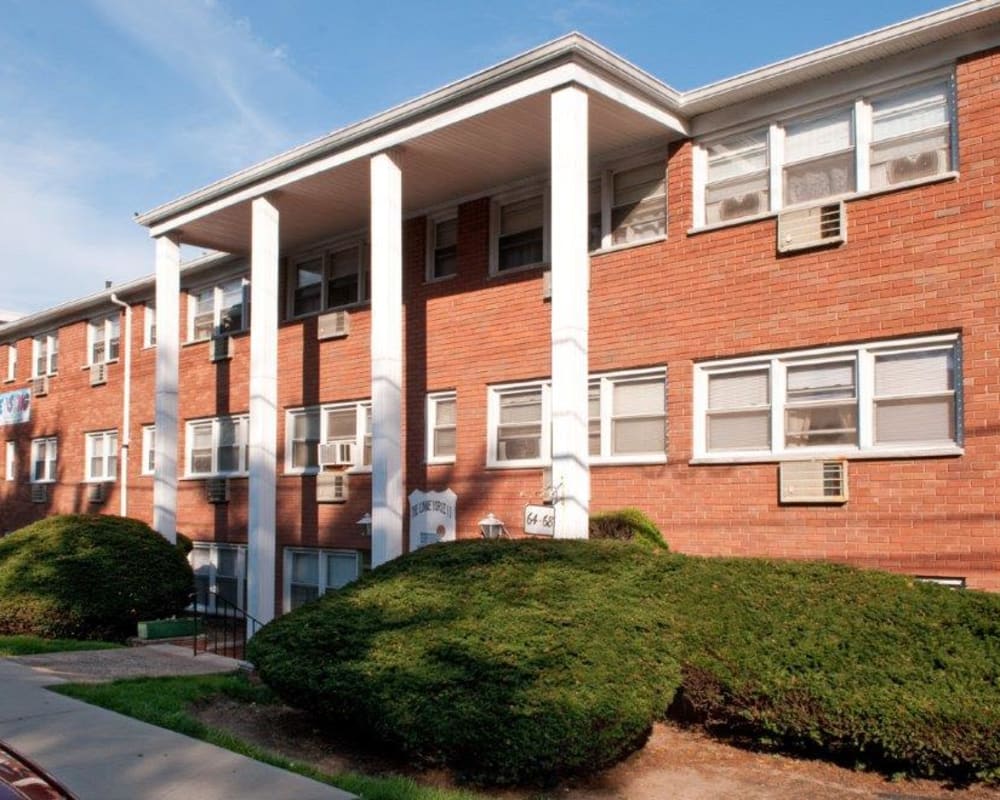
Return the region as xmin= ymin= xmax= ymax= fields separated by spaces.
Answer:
xmin=248 ymin=539 xmax=1000 ymax=787
xmin=588 ymin=507 xmax=668 ymax=550
xmin=0 ymin=514 xmax=194 ymax=641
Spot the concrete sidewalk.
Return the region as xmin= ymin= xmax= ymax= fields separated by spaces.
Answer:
xmin=0 ymin=658 xmax=356 ymax=800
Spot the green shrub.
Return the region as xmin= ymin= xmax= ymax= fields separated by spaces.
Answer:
xmin=248 ymin=539 xmax=1000 ymax=787
xmin=0 ymin=514 xmax=194 ymax=641
xmin=589 ymin=508 xmax=667 ymax=550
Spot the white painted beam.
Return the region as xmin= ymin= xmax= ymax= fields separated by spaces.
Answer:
xmin=370 ymin=151 xmax=404 ymax=567
xmin=247 ymin=196 xmax=280 ymax=629
xmin=550 ymin=84 xmax=591 ymax=539
xmin=153 ymin=235 xmax=180 ymax=544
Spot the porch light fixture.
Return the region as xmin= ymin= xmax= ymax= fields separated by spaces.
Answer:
xmin=478 ymin=513 xmax=507 ymax=540
xmin=357 ymin=512 xmax=372 ymax=537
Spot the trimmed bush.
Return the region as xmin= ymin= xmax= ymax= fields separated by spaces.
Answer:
xmin=0 ymin=514 xmax=194 ymax=641
xmin=589 ymin=507 xmax=667 ymax=550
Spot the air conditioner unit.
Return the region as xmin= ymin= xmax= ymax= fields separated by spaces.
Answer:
xmin=31 ymin=376 xmax=49 ymax=397
xmin=210 ymin=336 xmax=233 ymax=363
xmin=777 ymin=202 xmax=845 ymax=253
xmin=87 ymin=482 xmax=107 ymax=504
xmin=779 ymin=460 xmax=848 ymax=504
xmin=541 ymin=270 xmax=552 ymax=301
xmin=318 ymin=441 xmax=355 ymax=467
xmin=887 ymin=150 xmax=941 ymax=185
xmin=317 ymin=472 xmax=349 ymax=503
xmin=89 ymin=362 xmax=107 ymax=387
xmin=317 ymin=310 xmax=350 ymax=340
xmin=30 ymin=483 xmax=48 ymax=504
xmin=206 ymin=477 xmax=230 ymax=504
xmin=720 ymin=191 xmax=765 ymax=221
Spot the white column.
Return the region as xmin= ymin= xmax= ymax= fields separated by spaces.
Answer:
xmin=247 ymin=196 xmax=280 ymax=628
xmin=153 ymin=235 xmax=180 ymax=544
xmin=370 ymin=150 xmax=404 ymax=566
xmin=550 ymin=84 xmax=590 ymax=539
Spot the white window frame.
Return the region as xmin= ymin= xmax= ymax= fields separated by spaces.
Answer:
xmin=489 ymin=186 xmax=550 ymax=276
xmin=284 ymin=401 xmax=372 ymax=475
xmin=4 ymin=441 xmax=15 ymax=481
xmin=282 ymin=547 xmax=364 ymax=613
xmin=144 ymin=303 xmax=156 ymax=348
xmin=85 ymin=430 xmax=118 ymax=482
xmin=30 ymin=437 xmax=57 ymax=483
xmin=87 ymin=314 xmax=121 ymax=365
xmin=426 ymin=391 xmax=457 ymax=464
xmin=426 ymin=211 xmax=459 ymax=282
xmin=691 ymin=70 xmax=957 ymax=229
xmin=4 ymin=344 xmax=16 ymax=383
xmin=187 ymin=276 xmax=249 ymax=342
xmin=184 ymin=415 xmax=250 ymax=478
xmin=692 ymin=333 xmax=962 ymax=463
xmin=589 ymin=368 xmax=667 ymax=465
xmin=190 ymin=543 xmax=247 ymax=615
xmin=487 ymin=380 xmax=551 ymax=468
xmin=32 ymin=332 xmax=58 ymax=377
xmin=286 ymin=236 xmax=369 ymax=319
xmin=141 ymin=425 xmax=155 ymax=476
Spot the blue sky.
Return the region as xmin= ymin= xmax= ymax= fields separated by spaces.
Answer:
xmin=1 ymin=0 xmax=947 ymax=314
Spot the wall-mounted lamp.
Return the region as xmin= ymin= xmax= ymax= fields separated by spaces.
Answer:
xmin=357 ymin=512 xmax=372 ymax=537
xmin=478 ymin=512 xmax=507 ymax=540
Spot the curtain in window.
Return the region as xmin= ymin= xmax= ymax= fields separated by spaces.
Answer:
xmin=783 ymin=110 xmax=855 ymax=205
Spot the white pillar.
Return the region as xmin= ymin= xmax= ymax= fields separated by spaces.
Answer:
xmin=247 ymin=196 xmax=279 ymax=628
xmin=370 ymin=151 xmax=404 ymax=566
xmin=153 ymin=235 xmax=180 ymax=544
xmin=550 ymin=84 xmax=590 ymax=539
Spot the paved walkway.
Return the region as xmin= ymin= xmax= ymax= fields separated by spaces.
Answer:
xmin=0 ymin=648 xmax=356 ymax=800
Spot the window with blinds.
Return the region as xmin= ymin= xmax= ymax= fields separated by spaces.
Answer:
xmin=783 ymin=109 xmax=856 ymax=206
xmin=185 ymin=415 xmax=249 ymax=477
xmin=705 ymin=130 xmax=769 ymax=224
xmin=427 ymin=392 xmax=457 ymax=462
xmin=496 ymin=389 xmax=543 ymax=462
xmin=285 ymin=548 xmax=362 ymax=612
xmin=497 ymin=195 xmax=545 ymax=271
xmin=589 ymin=372 xmax=666 ymax=458
xmin=429 ymin=216 xmax=458 ymax=279
xmin=870 ymin=82 xmax=951 ymax=189
xmin=697 ymin=336 xmax=960 ymax=459
xmin=611 ymin=162 xmax=666 ymax=245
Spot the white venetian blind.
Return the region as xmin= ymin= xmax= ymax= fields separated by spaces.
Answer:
xmin=785 ymin=111 xmax=853 ymax=163
xmin=786 ymin=361 xmax=855 ymax=399
xmin=501 ymin=196 xmax=543 ymax=236
xmin=611 ymin=378 xmax=665 ymax=455
xmin=706 ymin=369 xmax=770 ymax=451
xmin=872 ymin=84 xmax=948 ymax=142
xmin=875 ymin=350 xmax=952 ymax=395
xmin=874 ymin=349 xmax=955 ymax=444
xmin=708 ymin=370 xmax=769 ymax=409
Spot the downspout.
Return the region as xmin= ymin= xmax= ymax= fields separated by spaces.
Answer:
xmin=109 ymin=294 xmax=132 ymax=518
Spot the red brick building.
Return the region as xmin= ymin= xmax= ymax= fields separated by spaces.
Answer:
xmin=2 ymin=4 xmax=999 ymax=620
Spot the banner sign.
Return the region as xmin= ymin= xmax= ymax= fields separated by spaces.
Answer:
xmin=0 ymin=388 xmax=30 ymax=427
xmin=524 ymin=504 xmax=555 ymax=536
xmin=409 ymin=488 xmax=457 ymax=551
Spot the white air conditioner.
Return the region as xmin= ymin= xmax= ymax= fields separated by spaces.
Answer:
xmin=541 ymin=270 xmax=552 ymax=301
xmin=777 ymin=202 xmax=845 ymax=253
xmin=317 ymin=310 xmax=350 ymax=340
xmin=887 ymin=150 xmax=941 ymax=185
xmin=210 ymin=336 xmax=233 ymax=363
xmin=31 ymin=376 xmax=49 ymax=397
xmin=779 ymin=460 xmax=848 ymax=504
xmin=30 ymin=483 xmax=48 ymax=504
xmin=318 ymin=441 xmax=355 ymax=467
xmin=720 ymin=191 xmax=765 ymax=221
xmin=89 ymin=362 xmax=107 ymax=387
xmin=317 ymin=472 xmax=349 ymax=504
xmin=206 ymin=477 xmax=230 ymax=504
xmin=87 ymin=482 xmax=107 ymax=504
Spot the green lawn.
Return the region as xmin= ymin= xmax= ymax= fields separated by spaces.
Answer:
xmin=53 ymin=674 xmax=493 ymax=800
xmin=0 ymin=635 xmax=123 ymax=656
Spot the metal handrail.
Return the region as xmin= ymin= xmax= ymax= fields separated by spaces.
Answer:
xmin=189 ymin=590 xmax=263 ymax=660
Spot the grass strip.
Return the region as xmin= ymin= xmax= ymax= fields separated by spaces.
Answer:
xmin=0 ymin=635 xmax=123 ymax=656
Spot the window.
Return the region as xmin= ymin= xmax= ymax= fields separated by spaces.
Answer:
xmin=144 ymin=304 xmax=156 ymax=347
xmin=32 ymin=333 xmax=58 ymax=377
xmin=427 ymin=214 xmax=458 ymax=280
xmin=285 ymin=402 xmax=372 ymax=473
xmin=492 ymin=191 xmax=546 ymax=273
xmin=284 ymin=548 xmax=364 ymax=612
xmin=492 ymin=384 xmax=547 ymax=465
xmin=427 ymin=392 xmax=457 ymax=463
xmin=191 ymin=543 xmax=247 ymax=613
xmin=186 ymin=415 xmax=249 ymax=477
xmin=30 ymin=437 xmax=57 ymax=483
xmin=141 ymin=426 xmax=156 ymax=475
xmin=4 ymin=344 xmax=15 ymax=382
xmin=288 ymin=241 xmax=368 ymax=318
xmin=4 ymin=442 xmax=15 ymax=481
xmin=694 ymin=334 xmax=961 ymax=460
xmin=695 ymin=73 xmax=955 ymax=226
xmin=88 ymin=315 xmax=121 ymax=365
xmin=610 ymin=161 xmax=667 ymax=245
xmin=589 ymin=370 xmax=667 ymax=461
xmin=188 ymin=277 xmax=248 ymax=342
xmin=85 ymin=430 xmax=118 ymax=482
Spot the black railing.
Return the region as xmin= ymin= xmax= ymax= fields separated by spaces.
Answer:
xmin=189 ymin=590 xmax=262 ymax=661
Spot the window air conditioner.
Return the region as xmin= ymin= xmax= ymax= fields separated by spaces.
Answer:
xmin=206 ymin=477 xmax=230 ymax=504
xmin=317 ymin=472 xmax=349 ymax=503
xmin=317 ymin=311 xmax=350 ymax=340
xmin=779 ymin=460 xmax=848 ymax=504
xmin=887 ymin=151 xmax=941 ymax=184
xmin=210 ymin=335 xmax=233 ymax=363
xmin=31 ymin=376 xmax=49 ymax=397
xmin=777 ymin=202 xmax=845 ymax=253
xmin=87 ymin=482 xmax=107 ymax=504
xmin=30 ymin=483 xmax=49 ymax=504
xmin=89 ymin=362 xmax=108 ymax=387
xmin=318 ymin=442 xmax=355 ymax=467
